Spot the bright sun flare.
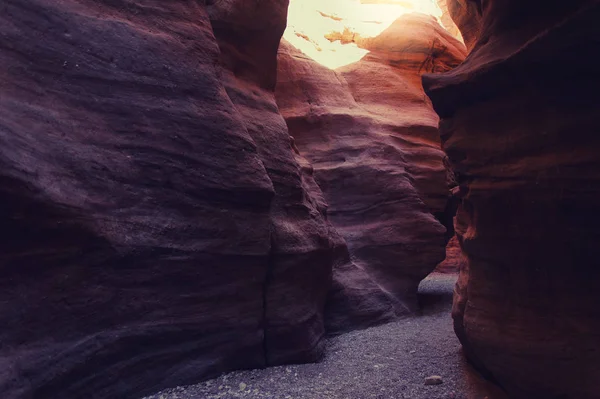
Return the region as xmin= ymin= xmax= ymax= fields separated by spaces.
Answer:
xmin=283 ymin=0 xmax=461 ymax=70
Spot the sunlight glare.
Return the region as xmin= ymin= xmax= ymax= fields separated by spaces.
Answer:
xmin=283 ymin=0 xmax=455 ymax=70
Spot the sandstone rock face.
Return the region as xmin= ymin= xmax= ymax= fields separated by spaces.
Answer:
xmin=438 ymin=0 xmax=482 ymax=51
xmin=0 ymin=0 xmax=339 ymax=397
xmin=423 ymin=1 xmax=600 ymax=398
xmin=435 ymin=0 xmax=464 ymax=42
xmin=434 ymin=236 xmax=463 ymax=273
xmin=206 ymin=0 xmax=333 ymax=368
xmin=276 ymin=13 xmax=466 ymax=317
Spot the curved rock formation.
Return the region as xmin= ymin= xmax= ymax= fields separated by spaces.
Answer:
xmin=423 ymin=1 xmax=600 ymax=398
xmin=206 ymin=0 xmax=334 ymax=368
xmin=434 ymin=236 xmax=463 ymax=273
xmin=276 ymin=14 xmax=466 ymax=317
xmin=435 ymin=0 xmax=464 ymax=42
xmin=0 ymin=0 xmax=338 ymax=397
xmin=437 ymin=0 xmax=482 ymax=51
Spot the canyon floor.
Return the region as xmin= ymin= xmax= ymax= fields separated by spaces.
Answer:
xmin=144 ymin=274 xmax=507 ymax=399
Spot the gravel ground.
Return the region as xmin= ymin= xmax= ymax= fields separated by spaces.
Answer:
xmin=144 ymin=273 xmax=508 ymax=399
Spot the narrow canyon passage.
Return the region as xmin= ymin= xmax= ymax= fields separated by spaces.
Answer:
xmin=1 ymin=1 xmax=598 ymax=399
xmin=275 ymin=0 xmax=466 ymax=331
xmin=145 ymin=274 xmax=506 ymax=399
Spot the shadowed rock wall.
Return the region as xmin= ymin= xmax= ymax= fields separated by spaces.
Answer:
xmin=0 ymin=0 xmax=339 ymax=397
xmin=423 ymin=1 xmax=600 ymax=397
xmin=0 ymin=0 xmax=476 ymax=397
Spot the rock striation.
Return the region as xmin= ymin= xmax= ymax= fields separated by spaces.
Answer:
xmin=0 ymin=0 xmax=338 ymax=397
xmin=0 ymin=0 xmax=474 ymax=398
xmin=276 ymin=13 xmax=466 ymax=318
xmin=423 ymin=1 xmax=600 ymax=398
xmin=434 ymin=236 xmax=463 ymax=273
xmin=436 ymin=0 xmax=481 ymax=51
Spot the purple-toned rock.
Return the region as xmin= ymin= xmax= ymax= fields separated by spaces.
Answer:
xmin=0 ymin=0 xmax=337 ymax=397
xmin=276 ymin=14 xmax=466 ymax=318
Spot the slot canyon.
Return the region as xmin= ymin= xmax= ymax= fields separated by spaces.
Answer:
xmin=0 ymin=0 xmax=598 ymax=398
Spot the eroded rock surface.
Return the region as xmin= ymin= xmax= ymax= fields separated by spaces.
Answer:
xmin=0 ymin=0 xmax=338 ymax=397
xmin=0 ymin=0 xmax=479 ymax=397
xmin=423 ymin=1 xmax=600 ymax=398
xmin=434 ymin=236 xmax=463 ymax=273
xmin=437 ymin=0 xmax=481 ymax=51
xmin=435 ymin=0 xmax=464 ymax=42
xmin=206 ymin=0 xmax=334 ymax=368
xmin=276 ymin=13 xmax=466 ymax=319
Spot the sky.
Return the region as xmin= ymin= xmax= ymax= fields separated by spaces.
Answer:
xmin=283 ymin=0 xmax=457 ymax=69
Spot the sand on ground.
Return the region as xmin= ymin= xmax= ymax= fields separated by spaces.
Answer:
xmin=144 ymin=273 xmax=508 ymax=399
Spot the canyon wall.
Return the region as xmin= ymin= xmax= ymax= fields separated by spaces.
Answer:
xmin=423 ymin=0 xmax=600 ymax=398
xmin=0 ymin=0 xmax=473 ymax=397
xmin=206 ymin=0 xmax=333 ymax=368
xmin=436 ymin=0 xmax=481 ymax=51
xmin=434 ymin=236 xmax=463 ymax=273
xmin=0 ymin=0 xmax=339 ymax=397
xmin=276 ymin=12 xmax=466 ymax=314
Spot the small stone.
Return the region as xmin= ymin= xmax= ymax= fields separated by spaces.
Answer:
xmin=424 ymin=375 xmax=443 ymax=385
xmin=239 ymin=382 xmax=247 ymax=391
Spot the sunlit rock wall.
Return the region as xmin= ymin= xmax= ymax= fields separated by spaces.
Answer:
xmin=277 ymin=5 xmax=466 ymax=318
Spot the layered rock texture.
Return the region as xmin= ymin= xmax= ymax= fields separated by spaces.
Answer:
xmin=1 ymin=0 xmax=474 ymax=398
xmin=436 ymin=0 xmax=481 ymax=50
xmin=276 ymin=8 xmax=466 ymax=318
xmin=423 ymin=1 xmax=600 ymax=398
xmin=435 ymin=0 xmax=464 ymax=42
xmin=434 ymin=236 xmax=463 ymax=273
xmin=1 ymin=0 xmax=339 ymax=397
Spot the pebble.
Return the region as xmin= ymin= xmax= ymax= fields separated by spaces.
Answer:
xmin=424 ymin=375 xmax=443 ymax=385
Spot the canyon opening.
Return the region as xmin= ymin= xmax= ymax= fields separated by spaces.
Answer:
xmin=283 ymin=0 xmax=463 ymax=69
